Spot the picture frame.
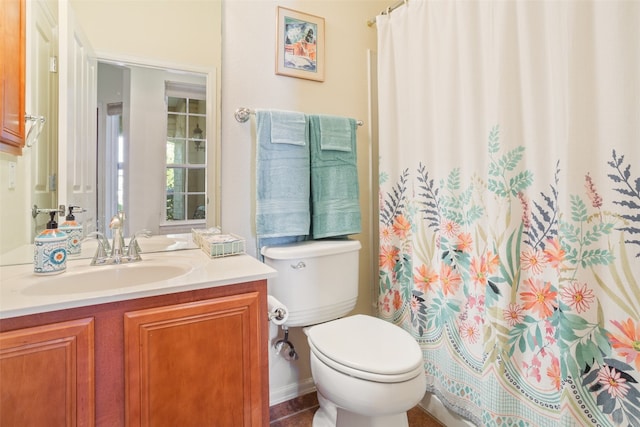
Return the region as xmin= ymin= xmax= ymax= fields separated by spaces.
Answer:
xmin=276 ymin=7 xmax=325 ymax=82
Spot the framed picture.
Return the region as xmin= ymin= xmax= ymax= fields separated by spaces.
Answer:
xmin=276 ymin=7 xmax=325 ymax=82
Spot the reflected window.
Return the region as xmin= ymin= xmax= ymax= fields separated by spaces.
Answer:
xmin=105 ymin=102 xmax=124 ymax=233
xmin=165 ymin=82 xmax=207 ymax=222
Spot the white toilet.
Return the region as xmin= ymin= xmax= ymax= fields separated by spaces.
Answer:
xmin=262 ymin=240 xmax=426 ymax=427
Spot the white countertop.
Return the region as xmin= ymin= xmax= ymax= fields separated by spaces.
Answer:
xmin=0 ymin=249 xmax=277 ymax=319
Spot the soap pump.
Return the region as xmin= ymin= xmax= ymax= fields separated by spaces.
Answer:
xmin=34 ymin=211 xmax=68 ymax=275
xmin=59 ymin=206 xmax=84 ymax=255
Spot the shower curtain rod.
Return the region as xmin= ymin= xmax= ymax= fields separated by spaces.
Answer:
xmin=234 ymin=107 xmax=364 ymax=127
xmin=366 ymin=0 xmax=407 ymax=27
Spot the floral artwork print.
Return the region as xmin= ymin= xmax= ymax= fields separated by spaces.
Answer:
xmin=378 ymin=126 xmax=640 ymax=426
xmin=283 ymin=17 xmax=317 ymax=72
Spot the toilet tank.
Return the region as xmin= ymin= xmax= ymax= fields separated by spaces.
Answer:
xmin=261 ymin=239 xmax=361 ymax=327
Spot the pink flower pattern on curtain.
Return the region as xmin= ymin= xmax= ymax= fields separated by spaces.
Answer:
xmin=379 ymin=138 xmax=639 ymax=425
xmin=376 ymin=1 xmax=640 ymax=426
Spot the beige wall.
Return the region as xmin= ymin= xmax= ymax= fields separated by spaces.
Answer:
xmin=70 ymin=0 xmax=222 ymax=134
xmin=70 ymin=0 xmax=222 ymax=69
xmin=221 ymin=0 xmax=385 ymax=403
xmin=0 ymin=153 xmax=31 ymax=254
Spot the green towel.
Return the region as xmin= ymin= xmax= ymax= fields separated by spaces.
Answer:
xmin=318 ymin=115 xmax=352 ymax=151
xmin=308 ymin=115 xmax=361 ymax=239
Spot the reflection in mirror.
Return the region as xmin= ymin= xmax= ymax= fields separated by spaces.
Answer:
xmin=165 ymin=84 xmax=207 ymax=222
xmin=97 ymin=61 xmax=209 ymax=239
xmin=0 ymin=62 xmax=211 ymax=266
xmin=28 ymin=0 xmax=59 ymax=240
xmin=1 ymin=0 xmax=221 ymax=267
xmin=0 ymin=233 xmax=199 ymax=267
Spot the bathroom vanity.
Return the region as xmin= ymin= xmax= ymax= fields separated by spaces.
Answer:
xmin=0 ymin=249 xmax=276 ymax=426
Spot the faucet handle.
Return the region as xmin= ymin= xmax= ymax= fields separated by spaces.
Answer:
xmin=86 ymin=231 xmax=111 ymax=253
xmin=127 ymin=229 xmax=152 ymax=261
xmin=87 ymin=231 xmax=109 ymax=265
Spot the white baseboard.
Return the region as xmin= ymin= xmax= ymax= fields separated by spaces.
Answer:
xmin=419 ymin=392 xmax=475 ymax=427
xmin=269 ymin=377 xmax=317 ymax=407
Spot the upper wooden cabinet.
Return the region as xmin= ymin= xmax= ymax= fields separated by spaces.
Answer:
xmin=0 ymin=0 xmax=26 ymax=155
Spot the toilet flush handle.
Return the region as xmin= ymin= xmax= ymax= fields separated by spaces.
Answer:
xmin=290 ymin=261 xmax=306 ymax=269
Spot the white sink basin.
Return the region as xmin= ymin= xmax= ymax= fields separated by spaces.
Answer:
xmin=23 ymin=262 xmax=193 ymax=295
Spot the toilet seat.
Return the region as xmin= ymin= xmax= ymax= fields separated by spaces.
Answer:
xmin=306 ymin=315 xmax=423 ymax=383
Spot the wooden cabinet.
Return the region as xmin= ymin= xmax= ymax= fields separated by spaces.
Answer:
xmin=0 ymin=281 xmax=269 ymax=427
xmin=0 ymin=318 xmax=95 ymax=426
xmin=0 ymin=0 xmax=26 ymax=154
xmin=124 ymin=293 xmax=263 ymax=427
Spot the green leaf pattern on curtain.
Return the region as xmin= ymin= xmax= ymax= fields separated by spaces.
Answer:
xmin=378 ymin=128 xmax=640 ymax=426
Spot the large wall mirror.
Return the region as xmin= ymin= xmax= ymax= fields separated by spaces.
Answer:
xmin=0 ymin=0 xmax=221 ymax=266
xmin=95 ymin=59 xmax=214 ymax=238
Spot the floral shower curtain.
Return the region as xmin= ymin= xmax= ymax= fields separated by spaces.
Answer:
xmin=376 ymin=1 xmax=640 ymax=426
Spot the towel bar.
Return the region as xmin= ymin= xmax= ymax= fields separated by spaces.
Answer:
xmin=234 ymin=107 xmax=364 ymax=127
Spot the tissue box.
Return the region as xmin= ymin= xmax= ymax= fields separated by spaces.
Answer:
xmin=191 ymin=227 xmax=221 ymax=247
xmin=196 ymin=231 xmax=245 ymax=258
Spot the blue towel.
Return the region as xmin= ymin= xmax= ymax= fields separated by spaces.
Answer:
xmin=270 ymin=110 xmax=307 ymax=145
xmin=308 ymin=114 xmax=361 ymax=239
xmin=255 ymin=109 xmax=310 ymax=239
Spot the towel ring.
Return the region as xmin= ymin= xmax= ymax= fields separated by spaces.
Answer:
xmin=24 ymin=114 xmax=46 ymax=148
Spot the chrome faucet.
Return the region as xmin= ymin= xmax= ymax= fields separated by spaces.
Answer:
xmin=88 ymin=212 xmax=151 ymax=265
xmin=109 ymin=212 xmax=126 ymax=263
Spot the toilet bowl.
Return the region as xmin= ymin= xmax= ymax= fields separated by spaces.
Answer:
xmin=306 ymin=314 xmax=426 ymax=427
xmin=261 ymin=241 xmax=426 ymax=427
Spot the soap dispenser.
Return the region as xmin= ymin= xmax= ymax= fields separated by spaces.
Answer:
xmin=59 ymin=206 xmax=84 ymax=255
xmin=34 ymin=211 xmax=68 ymax=275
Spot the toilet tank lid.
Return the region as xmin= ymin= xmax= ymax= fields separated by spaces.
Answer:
xmin=261 ymin=239 xmax=361 ymax=260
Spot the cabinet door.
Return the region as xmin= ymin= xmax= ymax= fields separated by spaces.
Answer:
xmin=0 ymin=317 xmax=95 ymax=427
xmin=0 ymin=0 xmax=26 ymax=154
xmin=124 ymin=292 xmax=264 ymax=427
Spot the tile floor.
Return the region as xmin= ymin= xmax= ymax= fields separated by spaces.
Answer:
xmin=269 ymin=392 xmax=444 ymax=427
